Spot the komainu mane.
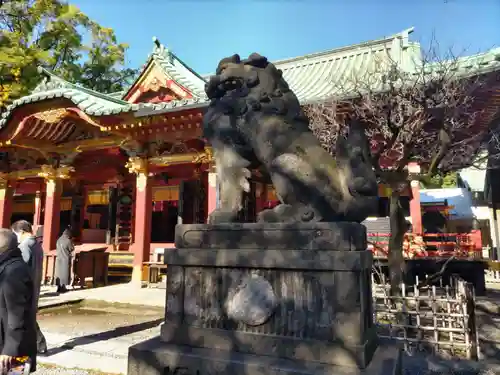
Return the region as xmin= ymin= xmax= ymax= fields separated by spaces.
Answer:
xmin=203 ymin=53 xmax=378 ymax=224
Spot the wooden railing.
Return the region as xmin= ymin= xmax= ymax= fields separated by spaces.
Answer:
xmin=368 ymin=231 xmax=483 ymax=259
xmin=372 ymin=275 xmax=479 ymax=359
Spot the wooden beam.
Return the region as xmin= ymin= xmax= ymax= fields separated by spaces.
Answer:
xmin=43 ymin=135 xmax=126 ymax=154
xmin=148 ymin=147 xmax=213 ymax=167
xmin=0 ymin=168 xmax=43 ymax=180
xmin=0 ymin=165 xmax=75 ymax=181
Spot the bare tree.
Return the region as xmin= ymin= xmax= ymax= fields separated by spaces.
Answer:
xmin=306 ymin=44 xmax=496 ymax=292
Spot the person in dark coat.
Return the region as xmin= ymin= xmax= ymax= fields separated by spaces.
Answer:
xmin=0 ymin=228 xmax=37 ymax=373
xmin=11 ymin=220 xmax=47 ymax=355
xmin=54 ymin=228 xmax=74 ymax=293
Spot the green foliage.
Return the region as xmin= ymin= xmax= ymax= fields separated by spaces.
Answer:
xmin=420 ymin=171 xmax=459 ymax=189
xmin=0 ymin=0 xmax=137 ymax=110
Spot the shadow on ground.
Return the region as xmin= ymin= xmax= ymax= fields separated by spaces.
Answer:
xmin=45 ymin=318 xmax=163 ymax=356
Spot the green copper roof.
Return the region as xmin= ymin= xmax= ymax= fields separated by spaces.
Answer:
xmin=2 ymin=29 xmax=499 ymax=127
xmin=0 ymin=68 xmax=136 ymax=129
xmin=0 ymin=68 xmax=208 ymax=129
xmin=276 ymin=28 xmax=421 ymax=103
xmin=122 ymin=37 xmax=207 ymax=100
xmin=199 ymin=28 xmax=500 ymax=105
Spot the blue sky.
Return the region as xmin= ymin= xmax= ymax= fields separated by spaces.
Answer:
xmin=73 ymin=0 xmax=499 ymax=75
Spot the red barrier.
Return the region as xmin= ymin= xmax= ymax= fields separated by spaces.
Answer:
xmin=368 ymin=231 xmax=483 ymax=259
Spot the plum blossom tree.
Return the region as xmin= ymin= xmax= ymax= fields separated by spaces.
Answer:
xmin=305 ymin=46 xmax=498 ymax=291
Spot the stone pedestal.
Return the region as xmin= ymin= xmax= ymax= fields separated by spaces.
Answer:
xmin=128 ymin=223 xmax=402 ymax=375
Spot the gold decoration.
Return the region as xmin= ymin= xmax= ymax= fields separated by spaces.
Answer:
xmin=125 ymin=157 xmax=148 ymax=174
xmin=33 ymin=108 xmax=67 ymax=124
xmin=0 ymin=176 xmax=8 ymax=189
xmin=0 ymin=179 xmax=7 ymax=200
xmin=86 ymin=190 xmax=109 ymax=206
xmin=37 ymin=165 xmax=74 ymax=180
xmin=192 ymin=147 xmax=214 ymax=164
xmin=153 ymin=186 xmax=179 ymax=201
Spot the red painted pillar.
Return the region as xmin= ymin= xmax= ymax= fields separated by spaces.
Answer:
xmin=33 ymin=191 xmax=43 ymax=227
xmin=43 ymin=179 xmax=62 ymax=252
xmin=408 ymin=163 xmax=422 ymax=234
xmin=131 ymin=171 xmax=152 ymax=284
xmin=207 ymin=171 xmax=218 ymax=218
xmin=0 ymin=181 xmax=13 ymax=228
xmin=42 ymin=179 xmax=62 ymax=252
xmin=410 ymin=181 xmax=423 ymax=234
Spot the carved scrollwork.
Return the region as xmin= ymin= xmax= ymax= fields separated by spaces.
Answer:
xmin=192 ymin=146 xmax=214 ymax=164
xmin=37 ymin=164 xmax=74 ymax=180
xmin=0 ymin=176 xmax=8 ymax=191
xmin=125 ymin=157 xmax=149 ymax=175
xmin=33 ymin=108 xmax=68 ymax=124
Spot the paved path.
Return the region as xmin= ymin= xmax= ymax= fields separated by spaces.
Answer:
xmin=36 ymin=284 xmax=165 ymax=374
xmin=32 ymin=283 xmax=500 ymax=375
xmin=39 ymin=283 xmax=165 ymax=309
xmin=38 ymin=332 xmax=132 ymax=374
xmin=476 ymin=284 xmax=500 ymax=364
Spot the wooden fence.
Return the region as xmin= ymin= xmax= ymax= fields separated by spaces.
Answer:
xmin=372 ymin=274 xmax=479 ymax=360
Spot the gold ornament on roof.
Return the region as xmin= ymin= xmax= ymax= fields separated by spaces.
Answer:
xmin=33 ymin=108 xmax=68 ymax=124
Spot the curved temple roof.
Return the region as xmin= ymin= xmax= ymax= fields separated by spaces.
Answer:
xmin=1 ymin=28 xmax=499 ymax=128
xmin=121 ymin=36 xmax=208 ymax=101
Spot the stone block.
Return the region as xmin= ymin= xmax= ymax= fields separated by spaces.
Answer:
xmin=128 ymin=337 xmax=402 ymax=375
xmin=163 ymin=223 xmax=376 ymax=369
xmin=174 ymin=222 xmax=367 ymax=251
xmin=127 ymin=222 xmax=401 ymax=375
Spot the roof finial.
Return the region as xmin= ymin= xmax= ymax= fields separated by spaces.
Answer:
xmin=152 ymin=36 xmax=161 ymax=49
xmin=37 ymin=66 xmax=52 ymax=80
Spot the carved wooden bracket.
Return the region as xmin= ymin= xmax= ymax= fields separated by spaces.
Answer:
xmin=192 ymin=147 xmax=214 ymax=164
xmin=37 ymin=165 xmax=75 ymax=180
xmin=120 ymin=140 xmax=148 ymax=158
xmin=125 ymin=157 xmax=149 ymax=175
xmin=0 ymin=176 xmax=9 ymax=191
xmin=33 ymin=108 xmax=68 ymax=124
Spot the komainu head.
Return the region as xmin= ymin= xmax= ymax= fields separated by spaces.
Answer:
xmin=205 ymin=53 xmax=303 ymax=120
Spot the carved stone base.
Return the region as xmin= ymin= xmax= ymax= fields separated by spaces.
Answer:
xmin=128 ymin=337 xmax=402 ymax=375
xmin=127 ymin=223 xmax=401 ymax=374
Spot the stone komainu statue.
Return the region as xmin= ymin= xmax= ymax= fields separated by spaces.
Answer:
xmin=203 ymin=53 xmax=378 ymax=224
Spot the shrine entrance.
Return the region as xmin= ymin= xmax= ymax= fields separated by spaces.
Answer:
xmin=150 ymin=179 xmax=207 ymax=243
xmin=150 ymin=185 xmax=180 ymax=243
xmin=151 ymin=201 xmax=178 ymax=243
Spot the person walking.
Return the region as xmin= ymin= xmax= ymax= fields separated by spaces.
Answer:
xmin=11 ymin=220 xmax=48 ymax=355
xmin=0 ymin=229 xmax=37 ymax=374
xmin=54 ymin=228 xmax=74 ymax=293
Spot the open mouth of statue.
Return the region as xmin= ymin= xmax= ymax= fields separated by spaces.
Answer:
xmin=221 ymin=77 xmax=244 ymax=91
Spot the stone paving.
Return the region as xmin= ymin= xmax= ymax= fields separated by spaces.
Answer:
xmin=36 ymin=284 xmax=165 ymax=375
xmin=38 ymin=283 xmax=165 ymax=308
xmin=32 ymin=282 xmax=500 ymax=375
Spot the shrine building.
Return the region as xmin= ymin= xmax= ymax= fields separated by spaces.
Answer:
xmin=0 ymin=28 xmax=499 ymax=283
